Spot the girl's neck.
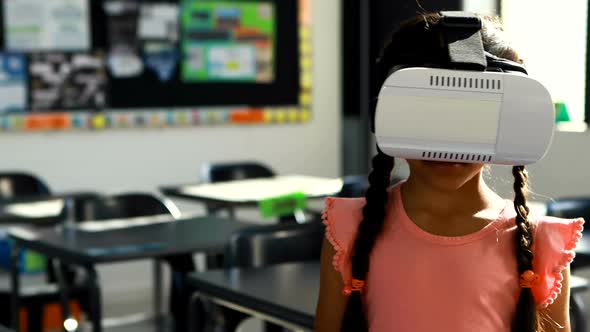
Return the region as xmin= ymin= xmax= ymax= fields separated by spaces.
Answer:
xmin=401 ymin=173 xmax=503 ymax=219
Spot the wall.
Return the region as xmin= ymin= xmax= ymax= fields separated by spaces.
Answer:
xmin=0 ymin=0 xmax=342 ymax=196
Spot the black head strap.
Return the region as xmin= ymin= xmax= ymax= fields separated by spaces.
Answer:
xmin=439 ymin=11 xmax=487 ymax=70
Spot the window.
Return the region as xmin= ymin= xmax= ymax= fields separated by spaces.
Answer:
xmin=501 ymin=0 xmax=588 ymax=126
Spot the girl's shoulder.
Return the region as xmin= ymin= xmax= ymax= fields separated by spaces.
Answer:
xmin=528 ymin=214 xmax=585 ymax=308
xmin=321 ymin=196 xmax=366 ymax=268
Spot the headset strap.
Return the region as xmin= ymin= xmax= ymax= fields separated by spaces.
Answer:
xmin=439 ymin=11 xmax=487 ymax=71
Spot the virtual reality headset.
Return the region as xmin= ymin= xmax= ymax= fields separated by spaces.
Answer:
xmin=374 ymin=11 xmax=555 ymax=165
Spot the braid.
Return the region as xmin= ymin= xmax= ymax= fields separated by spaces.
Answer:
xmin=512 ymin=166 xmax=540 ymax=332
xmin=341 ymin=148 xmax=394 ymax=332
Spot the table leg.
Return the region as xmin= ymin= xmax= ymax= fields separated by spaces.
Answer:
xmin=228 ymin=206 xmax=236 ymax=219
xmin=10 ymin=244 xmax=21 ymax=331
xmin=52 ymin=260 xmax=73 ymax=331
xmin=85 ymin=266 xmax=102 ymax=332
xmin=188 ymin=293 xmax=202 ymax=332
xmin=153 ymin=259 xmax=164 ymax=332
xmin=571 ymin=292 xmax=587 ymax=332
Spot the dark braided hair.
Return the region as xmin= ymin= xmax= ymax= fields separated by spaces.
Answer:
xmin=341 ymin=149 xmax=394 ymax=332
xmin=341 ymin=13 xmax=541 ymax=332
xmin=512 ymin=166 xmax=539 ymax=331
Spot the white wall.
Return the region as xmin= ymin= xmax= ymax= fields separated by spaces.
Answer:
xmin=0 ymin=0 xmax=341 ymax=195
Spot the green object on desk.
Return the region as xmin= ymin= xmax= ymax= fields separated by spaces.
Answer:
xmin=555 ymin=102 xmax=571 ymax=122
xmin=23 ymin=250 xmax=46 ymax=273
xmin=259 ymin=192 xmax=307 ymax=218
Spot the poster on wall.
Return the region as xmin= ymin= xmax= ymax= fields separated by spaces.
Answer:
xmin=181 ymin=1 xmax=275 ymax=83
xmin=0 ymin=53 xmax=27 ymax=114
xmin=104 ymin=0 xmax=143 ymax=78
xmin=29 ymin=52 xmax=108 ymax=111
xmin=3 ymin=0 xmax=91 ymax=51
xmin=139 ymin=2 xmax=180 ymax=82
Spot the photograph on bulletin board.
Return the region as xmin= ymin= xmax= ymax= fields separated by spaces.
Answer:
xmin=0 ymin=53 xmax=27 ymax=115
xmin=2 ymin=0 xmax=91 ymax=52
xmin=29 ymin=52 xmax=108 ymax=111
xmin=0 ymin=0 xmax=312 ymax=132
xmin=180 ymin=1 xmax=275 ymax=83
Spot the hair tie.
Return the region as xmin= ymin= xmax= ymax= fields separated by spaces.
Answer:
xmin=519 ymin=270 xmax=539 ymax=288
xmin=342 ymin=279 xmax=365 ymax=296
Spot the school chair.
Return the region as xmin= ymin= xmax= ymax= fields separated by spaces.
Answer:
xmin=0 ymin=323 xmax=13 ymax=332
xmin=73 ymin=192 xmax=181 ymax=221
xmin=545 ymin=197 xmax=590 ymax=332
xmin=0 ymin=172 xmax=51 ymax=200
xmin=200 ymin=161 xmax=275 ymax=184
xmin=71 ymin=192 xmax=190 ymax=331
xmin=197 ymin=221 xmax=324 ymax=332
xmin=337 ymin=175 xmax=368 ymax=198
xmin=334 ymin=174 xmax=406 ymax=198
xmin=0 ymin=171 xmax=89 ymax=332
xmin=199 ymin=161 xmax=275 ymax=215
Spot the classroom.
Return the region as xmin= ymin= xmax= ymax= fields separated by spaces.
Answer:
xmin=1 ymin=0 xmax=589 ymax=331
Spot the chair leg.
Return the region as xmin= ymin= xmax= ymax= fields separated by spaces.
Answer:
xmin=571 ymin=292 xmax=587 ymax=332
xmin=263 ymin=321 xmax=286 ymax=332
xmin=27 ymin=303 xmax=44 ymax=332
xmin=153 ymin=259 xmax=164 ymax=329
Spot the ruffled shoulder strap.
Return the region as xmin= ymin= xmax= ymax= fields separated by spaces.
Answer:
xmin=531 ymin=216 xmax=584 ymax=308
xmin=322 ymin=196 xmax=366 ymax=285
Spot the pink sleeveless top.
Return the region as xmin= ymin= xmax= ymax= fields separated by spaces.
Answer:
xmin=323 ymin=183 xmax=584 ymax=332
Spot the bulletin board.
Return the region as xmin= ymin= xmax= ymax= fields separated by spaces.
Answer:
xmin=0 ymin=0 xmax=312 ymax=131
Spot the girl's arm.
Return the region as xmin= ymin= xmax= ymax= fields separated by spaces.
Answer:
xmin=315 ymin=238 xmax=348 ymax=332
xmin=543 ymin=266 xmax=571 ymax=332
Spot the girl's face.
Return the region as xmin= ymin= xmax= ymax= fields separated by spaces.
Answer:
xmin=406 ymin=160 xmax=485 ymax=190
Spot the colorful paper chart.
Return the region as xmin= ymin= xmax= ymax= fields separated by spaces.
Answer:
xmin=0 ymin=0 xmax=313 ymax=132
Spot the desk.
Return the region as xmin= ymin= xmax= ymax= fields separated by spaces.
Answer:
xmin=161 ymin=175 xmax=342 ymax=223
xmin=9 ymin=216 xmax=251 ymax=332
xmin=162 ymin=175 xmax=341 ymax=205
xmin=187 ymin=262 xmax=319 ymax=331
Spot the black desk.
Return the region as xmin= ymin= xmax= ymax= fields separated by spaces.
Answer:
xmin=9 ymin=216 xmax=251 ymax=332
xmin=187 ymin=262 xmax=319 ymax=331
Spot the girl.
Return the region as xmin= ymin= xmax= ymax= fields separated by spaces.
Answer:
xmin=315 ymin=13 xmax=584 ymax=332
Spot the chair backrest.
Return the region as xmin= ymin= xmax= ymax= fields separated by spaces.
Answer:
xmin=337 ymin=175 xmax=406 ymax=198
xmin=546 ymin=197 xmax=590 ymax=221
xmin=225 ymin=221 xmax=324 ymax=268
xmin=74 ymin=192 xmax=181 ymax=221
xmin=0 ymin=172 xmax=51 ymax=200
xmin=200 ymin=161 xmax=275 ymax=183
xmin=338 ymin=175 xmax=369 ymax=198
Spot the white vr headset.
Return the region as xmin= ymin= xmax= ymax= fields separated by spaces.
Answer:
xmin=374 ymin=11 xmax=555 ymax=165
